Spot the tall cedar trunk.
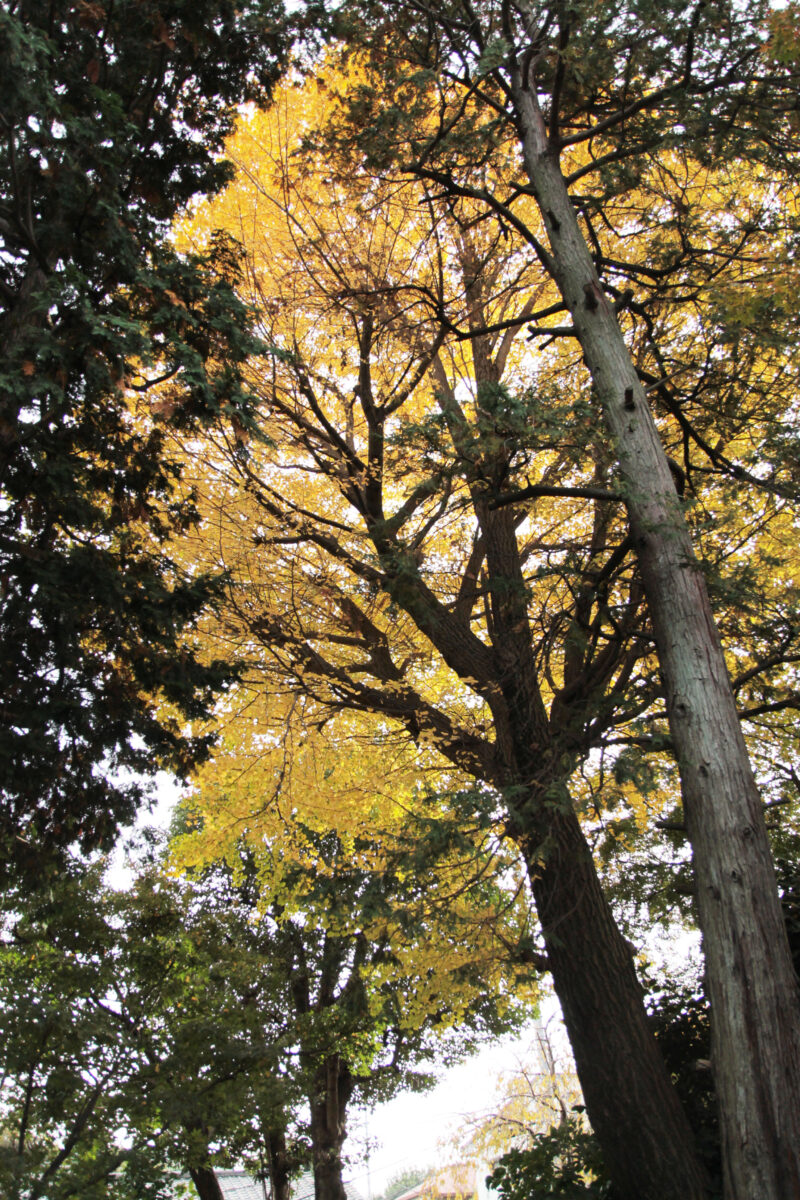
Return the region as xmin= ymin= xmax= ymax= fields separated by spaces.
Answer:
xmin=309 ymin=1056 xmax=351 ymax=1200
xmin=512 ymin=76 xmax=800 ymax=1199
xmin=522 ymin=803 xmax=711 ymax=1200
xmin=265 ymin=1128 xmax=293 ymax=1200
xmin=189 ymin=1166 xmax=226 ymax=1200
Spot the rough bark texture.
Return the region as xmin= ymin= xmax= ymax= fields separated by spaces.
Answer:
xmin=309 ymin=1056 xmax=352 ymax=1200
xmin=458 ymin=357 xmax=709 ymax=1194
xmin=376 ymin=291 xmax=712 ymax=1196
xmin=511 ymin=75 xmax=800 ymax=1200
xmin=524 ymin=805 xmax=711 ymax=1199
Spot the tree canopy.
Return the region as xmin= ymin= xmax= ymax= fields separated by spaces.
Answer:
xmin=5 ymin=3 xmax=800 ymax=1198
xmin=0 ymin=863 xmax=257 ymax=1200
xmin=169 ymin=27 xmax=800 ymax=1195
xmin=272 ymin=6 xmax=800 ymax=1191
xmin=172 ymin=78 xmax=695 ymax=1198
xmin=0 ymin=0 xmax=293 ymax=881
xmin=0 ymin=832 xmax=535 ymax=1200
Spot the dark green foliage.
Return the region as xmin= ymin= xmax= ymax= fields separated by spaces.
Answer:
xmin=330 ymin=0 xmax=800 ymax=180
xmin=0 ymin=0 xmax=292 ymax=878
xmin=777 ymin=858 xmax=800 ymax=969
xmin=0 ymin=828 xmax=527 ymax=1200
xmin=0 ymin=861 xmax=297 ymax=1199
xmin=185 ymin=834 xmax=529 ymax=1200
xmin=0 ymin=867 xmax=176 ymax=1199
xmin=646 ymin=983 xmax=720 ymax=1196
xmin=487 ymin=1119 xmax=612 ymax=1199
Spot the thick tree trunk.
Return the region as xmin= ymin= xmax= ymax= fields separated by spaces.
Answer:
xmin=309 ymin=1056 xmax=352 ymax=1200
xmin=512 ymin=77 xmax=800 ymax=1199
xmin=448 ymin=417 xmax=709 ymax=1191
xmin=189 ymin=1166 xmax=226 ymax=1200
xmin=520 ymin=801 xmax=711 ymax=1200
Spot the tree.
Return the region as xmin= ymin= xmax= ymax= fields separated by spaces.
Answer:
xmin=0 ymin=866 xmax=172 ymax=1200
xmin=380 ymin=1166 xmax=432 ymax=1200
xmin=118 ymin=862 xmax=305 ymax=1200
xmin=308 ymin=5 xmax=800 ymax=1194
xmin=482 ymin=983 xmax=718 ymax=1199
xmin=446 ymin=1025 xmax=610 ymax=1196
xmin=487 ymin=1127 xmax=610 ymax=1200
xmin=449 ymin=1025 xmax=584 ymax=1168
xmin=171 ymin=85 xmax=733 ymax=1199
xmin=0 ymin=826 xmax=534 ymax=1200
xmin=172 ymin=807 xmax=539 ymax=1200
xmin=0 ymin=0 xmax=296 ymax=881
xmin=0 ymin=860 xmax=304 ymax=1200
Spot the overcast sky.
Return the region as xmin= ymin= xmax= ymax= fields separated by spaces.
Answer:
xmin=345 ymin=1021 xmax=555 ymax=1200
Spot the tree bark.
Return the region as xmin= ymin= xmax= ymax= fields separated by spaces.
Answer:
xmin=406 ymin=298 xmax=711 ymax=1198
xmin=265 ymin=1128 xmax=294 ymax=1200
xmin=309 ymin=1055 xmax=352 ymax=1200
xmin=516 ymin=798 xmax=711 ymax=1200
xmin=464 ymin=397 xmax=710 ymax=1193
xmin=189 ymin=1166 xmax=226 ymax=1200
xmin=511 ymin=74 xmax=800 ymax=1200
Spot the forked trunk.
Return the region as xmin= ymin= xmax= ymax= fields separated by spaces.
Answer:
xmin=513 ymin=76 xmax=800 ymax=1200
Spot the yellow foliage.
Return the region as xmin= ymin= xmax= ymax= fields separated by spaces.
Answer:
xmin=164 ymin=59 xmax=800 ymax=972
xmin=446 ymin=1023 xmax=584 ymax=1166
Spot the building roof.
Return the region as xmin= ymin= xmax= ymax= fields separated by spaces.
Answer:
xmin=394 ymin=1165 xmax=479 ymax=1200
xmin=212 ymin=1171 xmax=269 ymax=1200
xmin=177 ymin=1168 xmax=365 ymax=1200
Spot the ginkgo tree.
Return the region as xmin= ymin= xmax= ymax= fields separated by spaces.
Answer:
xmin=449 ymin=1024 xmax=584 ymax=1163
xmin=445 ymin=1025 xmax=606 ymax=1196
xmin=313 ymin=4 xmax=800 ymax=1196
xmin=164 ymin=68 xmax=800 ymax=1200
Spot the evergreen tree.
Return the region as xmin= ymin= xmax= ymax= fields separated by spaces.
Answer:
xmin=0 ymin=0 xmax=292 ymax=880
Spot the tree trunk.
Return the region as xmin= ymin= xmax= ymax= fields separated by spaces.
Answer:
xmin=428 ymin=404 xmax=709 ymax=1192
xmin=265 ymin=1128 xmax=294 ymax=1200
xmin=309 ymin=1056 xmax=352 ymax=1200
xmin=472 ymin=485 xmax=708 ymax=1195
xmin=519 ymin=801 xmax=711 ymax=1200
xmin=189 ymin=1166 xmax=226 ymax=1200
xmin=512 ymin=76 xmax=800 ymax=1200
